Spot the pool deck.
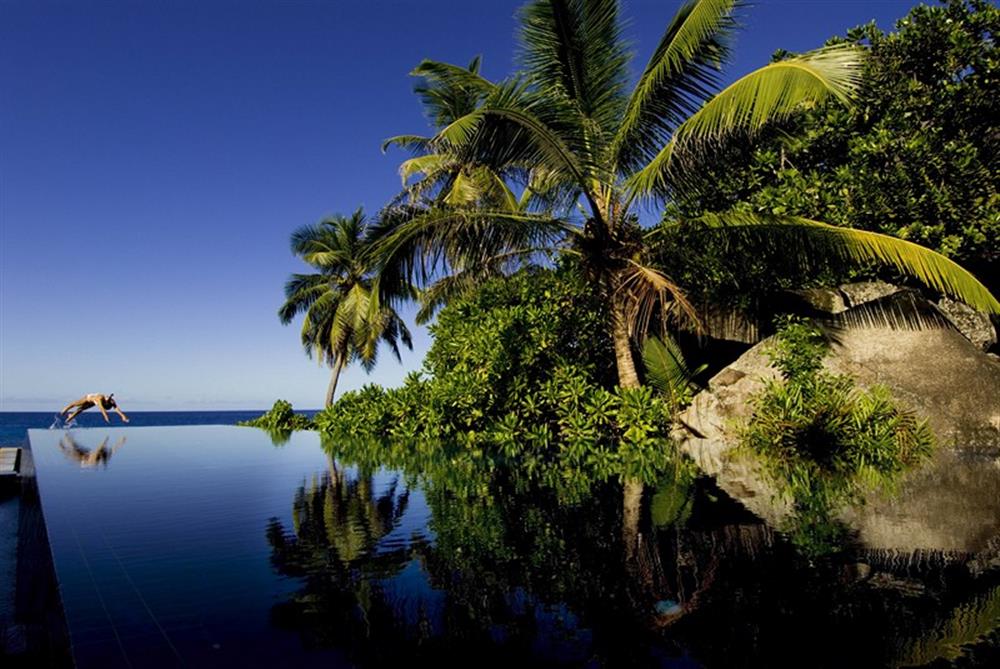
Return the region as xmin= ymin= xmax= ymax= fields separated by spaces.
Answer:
xmin=0 ymin=448 xmax=21 ymax=478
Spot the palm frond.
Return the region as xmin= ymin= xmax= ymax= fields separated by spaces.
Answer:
xmin=279 ymin=273 xmax=329 ymax=324
xmin=824 ymin=290 xmax=955 ymax=332
xmin=373 ymin=204 xmax=574 ymax=290
xmin=489 ymin=169 xmax=523 ymax=212
xmin=399 ymin=153 xmax=453 ymax=185
xmin=411 ymin=58 xmax=495 ymax=128
xmin=415 ymin=247 xmax=547 ymax=323
xmin=290 ymin=215 xmax=365 ymax=270
xmin=517 ymin=0 xmax=630 ymax=137
xmin=427 ymin=76 xmax=607 ymax=207
xmin=617 ymin=260 xmax=701 ymax=338
xmin=300 ymin=291 xmax=337 ymax=361
xmin=642 ymin=333 xmax=706 ymax=404
xmin=381 ymin=134 xmax=433 ymax=154
xmin=436 ymin=104 xmax=589 ymax=190
xmin=678 ymin=212 xmax=1000 ymax=314
xmin=614 ymin=0 xmax=739 ymax=173
xmin=442 ymin=170 xmax=480 ymax=206
xmin=629 ymin=44 xmax=864 ymax=196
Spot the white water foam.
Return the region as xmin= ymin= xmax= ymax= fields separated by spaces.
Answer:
xmin=49 ymin=414 xmax=76 ymax=430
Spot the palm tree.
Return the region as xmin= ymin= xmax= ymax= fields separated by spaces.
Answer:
xmin=374 ymin=0 xmax=1000 ymax=517
xmin=279 ymin=209 xmax=414 ymax=407
xmin=377 ymin=0 xmax=999 ymax=386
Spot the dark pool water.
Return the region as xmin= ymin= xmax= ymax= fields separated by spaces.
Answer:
xmin=23 ymin=426 xmax=1000 ymax=668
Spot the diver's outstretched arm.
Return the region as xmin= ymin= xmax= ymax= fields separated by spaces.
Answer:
xmin=97 ymin=402 xmax=110 ymax=423
xmin=113 ymin=406 xmax=129 ymax=423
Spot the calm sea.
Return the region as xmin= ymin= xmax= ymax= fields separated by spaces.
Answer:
xmin=0 ymin=411 xmax=319 ymax=447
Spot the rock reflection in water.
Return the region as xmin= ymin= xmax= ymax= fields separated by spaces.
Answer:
xmin=266 ymin=456 xmax=1000 ymax=667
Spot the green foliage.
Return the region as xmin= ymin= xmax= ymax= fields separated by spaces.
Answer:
xmin=767 ymin=316 xmax=827 ymax=379
xmin=654 ymin=210 xmax=1000 ymax=316
xmin=740 ymin=317 xmax=935 ymax=554
xmin=669 ymin=0 xmax=999 ymax=291
xmin=641 ymin=333 xmax=706 ymax=407
xmin=315 ymin=268 xmax=681 ymax=499
xmin=239 ymin=400 xmax=315 ymax=434
xmin=649 ymin=461 xmax=697 ymax=528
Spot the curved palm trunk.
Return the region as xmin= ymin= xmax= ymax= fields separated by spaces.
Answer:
xmin=325 ymin=353 xmax=346 ymax=409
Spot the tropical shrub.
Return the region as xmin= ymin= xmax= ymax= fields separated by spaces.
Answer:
xmin=239 ymin=399 xmax=315 ymax=432
xmin=740 ymin=317 xmax=935 ymax=553
xmin=315 ymin=268 xmax=681 ymax=499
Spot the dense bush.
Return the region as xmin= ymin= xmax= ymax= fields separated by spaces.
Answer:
xmin=740 ymin=318 xmax=935 ymax=553
xmin=239 ymin=399 xmax=315 ymax=432
xmin=315 ymin=268 xmax=681 ymax=499
xmin=663 ymin=0 xmax=1000 ymax=306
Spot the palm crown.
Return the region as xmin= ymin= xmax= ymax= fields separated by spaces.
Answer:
xmin=279 ymin=209 xmax=413 ymax=407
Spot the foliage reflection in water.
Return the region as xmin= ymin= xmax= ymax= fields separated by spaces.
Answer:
xmin=254 ymin=434 xmax=1000 ymax=667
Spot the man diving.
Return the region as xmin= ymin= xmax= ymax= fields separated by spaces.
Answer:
xmin=60 ymin=393 xmax=130 ymax=424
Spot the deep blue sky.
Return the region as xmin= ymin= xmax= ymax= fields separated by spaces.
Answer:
xmin=1 ymin=0 xmax=918 ymax=411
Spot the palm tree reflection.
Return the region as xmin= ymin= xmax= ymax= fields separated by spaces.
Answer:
xmin=264 ymin=449 xmax=1000 ymax=666
xmin=58 ymin=434 xmax=126 ymax=468
xmin=266 ymin=463 xmax=421 ymax=657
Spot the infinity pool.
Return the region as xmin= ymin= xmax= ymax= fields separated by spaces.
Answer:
xmin=26 ymin=425 xmax=1000 ymax=667
xmin=28 ymin=426 xmax=432 ymax=668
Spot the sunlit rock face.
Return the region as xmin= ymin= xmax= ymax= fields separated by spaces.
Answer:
xmin=839 ymin=280 xmax=902 ymax=307
xmin=826 ymin=295 xmax=1000 ymax=450
xmin=935 ymin=296 xmax=998 ymax=351
xmin=676 ymin=293 xmax=1000 ymax=560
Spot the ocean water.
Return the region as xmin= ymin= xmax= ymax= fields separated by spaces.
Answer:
xmin=0 ymin=411 xmax=312 ymax=447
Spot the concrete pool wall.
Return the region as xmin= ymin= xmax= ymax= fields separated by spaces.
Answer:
xmin=0 ymin=445 xmax=73 ymax=667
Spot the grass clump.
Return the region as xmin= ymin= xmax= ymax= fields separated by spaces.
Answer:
xmin=741 ymin=317 xmax=935 ymax=554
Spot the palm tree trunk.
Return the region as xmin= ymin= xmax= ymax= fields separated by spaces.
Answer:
xmin=609 ymin=283 xmax=645 ymax=560
xmin=611 ymin=291 xmax=641 ymax=389
xmin=325 ymin=354 xmax=346 ymax=408
xmin=622 ymin=475 xmax=644 ymax=561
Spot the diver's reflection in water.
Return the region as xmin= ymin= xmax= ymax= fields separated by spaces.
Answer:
xmin=58 ymin=433 xmax=126 ymax=468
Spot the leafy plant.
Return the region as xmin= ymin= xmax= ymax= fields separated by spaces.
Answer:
xmin=239 ymin=399 xmax=315 ymax=434
xmin=740 ymin=317 xmax=935 ymax=554
xmin=641 ymin=334 xmax=706 ymax=408
xmin=649 ymin=462 xmax=697 ymax=528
